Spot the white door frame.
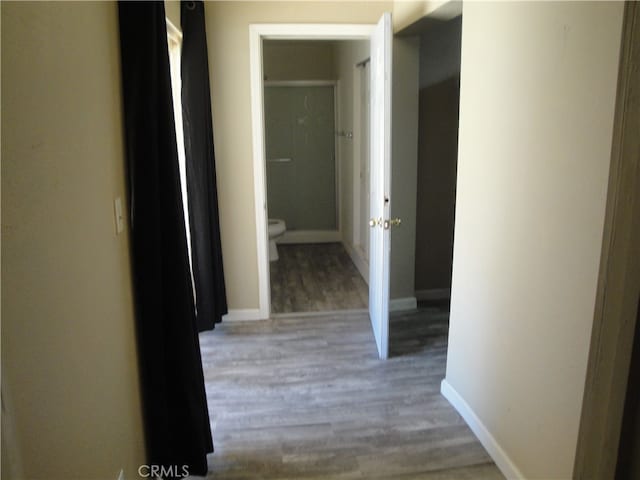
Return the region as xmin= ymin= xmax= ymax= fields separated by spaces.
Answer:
xmin=250 ymin=24 xmax=375 ymax=319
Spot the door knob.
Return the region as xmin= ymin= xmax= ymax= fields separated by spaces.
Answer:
xmin=369 ymin=217 xmax=382 ymax=228
xmin=383 ymin=218 xmax=402 ymax=230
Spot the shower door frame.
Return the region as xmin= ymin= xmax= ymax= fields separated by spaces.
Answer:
xmin=263 ymin=80 xmax=340 ymax=244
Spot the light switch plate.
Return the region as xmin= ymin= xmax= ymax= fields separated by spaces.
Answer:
xmin=114 ymin=197 xmax=124 ymax=234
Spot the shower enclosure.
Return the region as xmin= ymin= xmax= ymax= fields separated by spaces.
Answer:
xmin=264 ymin=83 xmax=338 ymax=239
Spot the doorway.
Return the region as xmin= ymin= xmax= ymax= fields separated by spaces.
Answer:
xmin=412 ymin=16 xmax=462 ymax=307
xmin=249 ymin=17 xmax=393 ymax=359
xmin=261 ymin=42 xmax=368 ymax=315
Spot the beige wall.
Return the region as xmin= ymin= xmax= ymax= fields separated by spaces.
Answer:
xmin=205 ymin=1 xmax=391 ymax=310
xmin=445 ymin=2 xmax=624 ymax=478
xmin=1 ymin=2 xmax=145 ymax=479
xmin=264 ymin=40 xmax=335 ymax=81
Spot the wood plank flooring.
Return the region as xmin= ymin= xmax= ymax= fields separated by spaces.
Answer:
xmin=269 ymin=243 xmax=368 ymax=314
xmin=198 ymin=306 xmax=503 ymax=479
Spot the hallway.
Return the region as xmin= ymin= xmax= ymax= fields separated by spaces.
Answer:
xmin=199 ymin=307 xmax=503 ymax=479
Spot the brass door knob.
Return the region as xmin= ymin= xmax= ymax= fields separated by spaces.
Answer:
xmin=383 ymin=218 xmax=402 ymax=230
xmin=369 ymin=217 xmax=381 ymax=228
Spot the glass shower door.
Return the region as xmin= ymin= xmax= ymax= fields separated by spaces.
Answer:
xmin=264 ymin=84 xmax=337 ymax=233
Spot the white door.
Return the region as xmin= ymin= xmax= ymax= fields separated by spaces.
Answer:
xmin=368 ymin=12 xmax=392 ymax=360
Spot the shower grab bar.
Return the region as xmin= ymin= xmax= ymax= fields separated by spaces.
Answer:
xmin=267 ymin=157 xmax=292 ymax=163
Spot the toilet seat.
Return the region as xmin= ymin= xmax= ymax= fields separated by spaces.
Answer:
xmin=268 ymin=218 xmax=286 ymax=238
xmin=267 ymin=219 xmax=286 ymax=262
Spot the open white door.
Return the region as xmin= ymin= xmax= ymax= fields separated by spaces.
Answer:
xmin=368 ymin=12 xmax=392 ymax=360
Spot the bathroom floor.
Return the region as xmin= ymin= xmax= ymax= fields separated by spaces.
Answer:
xmin=270 ymin=243 xmax=368 ymax=314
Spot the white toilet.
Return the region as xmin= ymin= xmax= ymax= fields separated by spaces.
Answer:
xmin=267 ymin=218 xmax=286 ymax=261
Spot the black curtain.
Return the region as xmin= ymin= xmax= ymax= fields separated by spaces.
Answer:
xmin=118 ymin=2 xmax=212 ymax=475
xmin=181 ymin=0 xmax=228 ymax=332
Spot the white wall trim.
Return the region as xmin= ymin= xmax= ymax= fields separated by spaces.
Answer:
xmin=279 ymin=230 xmax=341 ymax=244
xmin=222 ymin=309 xmax=266 ymax=322
xmin=441 ymin=379 xmax=525 ymax=480
xmin=389 ymin=297 xmax=417 ymax=312
xmin=249 ymin=25 xmax=272 ymax=321
xmin=250 ymin=23 xmax=376 ymax=321
xmin=252 ymin=23 xmax=374 ymax=40
xmin=415 ymin=288 xmax=451 ymax=301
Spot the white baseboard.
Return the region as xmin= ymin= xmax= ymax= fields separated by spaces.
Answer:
xmin=222 ymin=309 xmax=265 ymax=322
xmin=343 ymin=241 xmax=369 ymax=284
xmin=441 ymin=379 xmax=525 ymax=480
xmin=278 ymin=230 xmax=341 ymax=244
xmin=415 ymin=288 xmax=451 ymax=301
xmin=389 ymin=297 xmax=417 ymax=312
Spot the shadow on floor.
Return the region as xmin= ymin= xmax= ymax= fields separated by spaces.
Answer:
xmin=389 ymin=301 xmax=450 ymax=358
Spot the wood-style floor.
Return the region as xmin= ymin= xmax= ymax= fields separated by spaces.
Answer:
xmin=198 ymin=306 xmax=504 ymax=479
xmin=270 ymin=243 xmax=368 ymax=314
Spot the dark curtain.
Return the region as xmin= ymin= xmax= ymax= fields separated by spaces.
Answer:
xmin=118 ymin=2 xmax=212 ymax=475
xmin=181 ymin=0 xmax=228 ymax=332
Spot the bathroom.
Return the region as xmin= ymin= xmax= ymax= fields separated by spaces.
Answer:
xmin=263 ymin=39 xmax=371 ymax=315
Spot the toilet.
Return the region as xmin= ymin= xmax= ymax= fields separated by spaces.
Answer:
xmin=267 ymin=218 xmax=286 ymax=261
